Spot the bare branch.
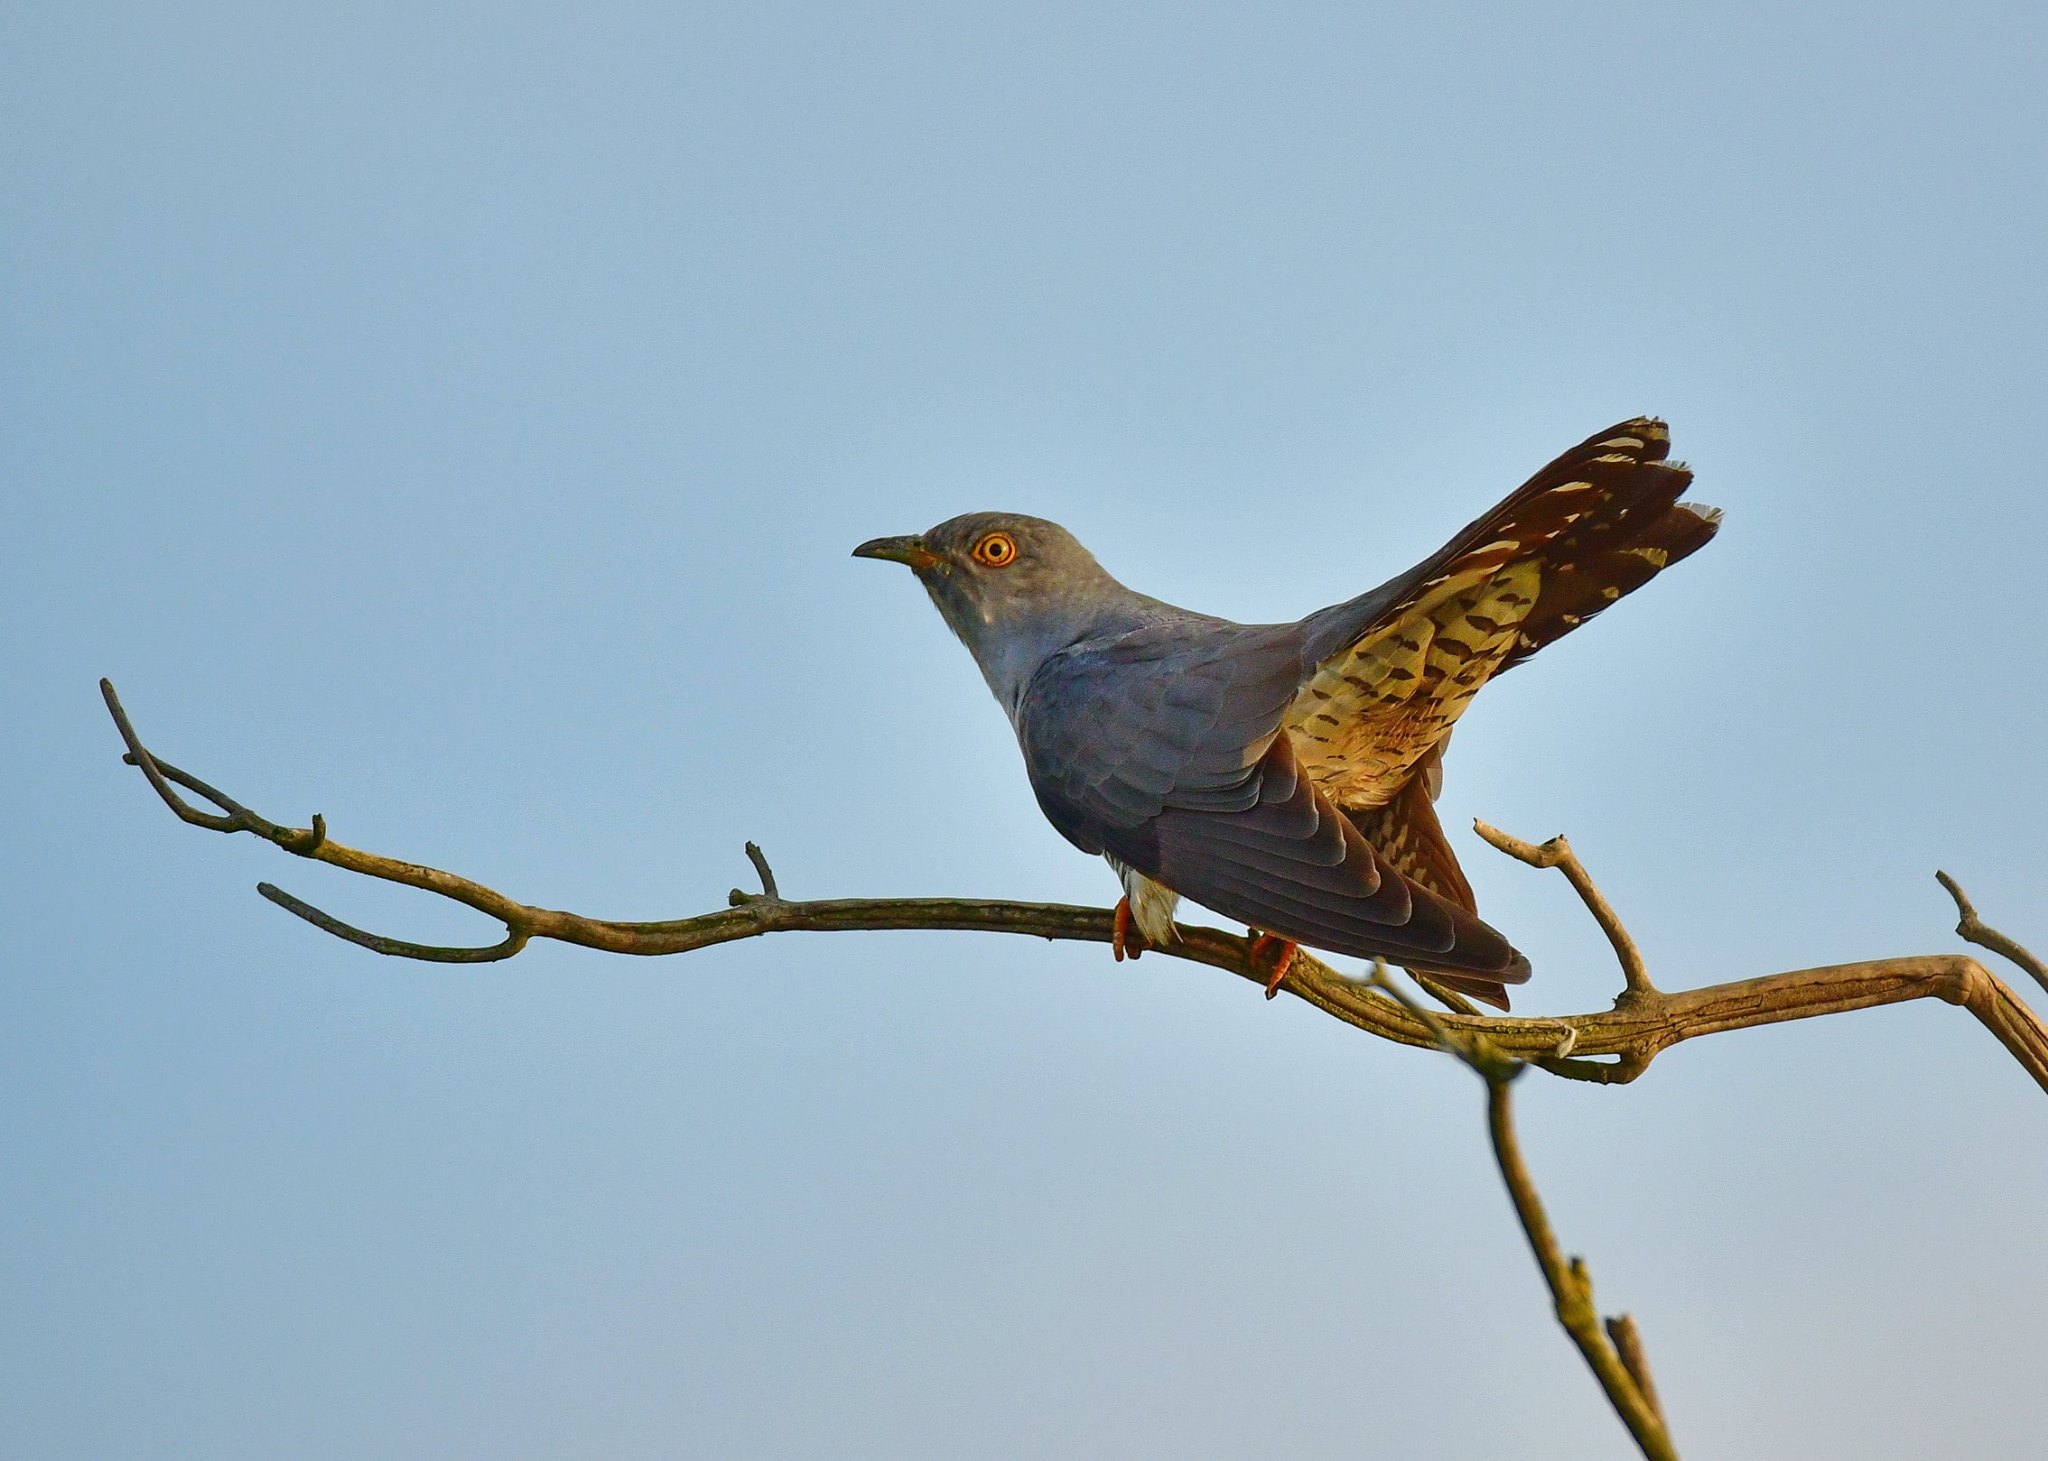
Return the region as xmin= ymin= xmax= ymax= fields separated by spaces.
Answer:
xmin=1475 ymin=820 xmax=1655 ymax=996
xmin=1938 ymin=870 xmax=2048 ymax=996
xmin=102 ymin=679 xmax=2048 ymax=1460
xmin=1360 ymin=960 xmax=1515 ymax=1082
xmin=1376 ymin=959 xmax=1680 ymax=1458
xmin=102 ymin=681 xmax=2048 ymax=1099
xmin=1605 ymin=1314 xmax=1667 ymax=1431
xmin=1486 ymin=1079 xmax=1677 ymax=1459
xmin=741 ymin=841 xmax=780 ymax=902
xmin=258 ymin=883 xmax=530 ymax=962
xmin=103 ymin=678 xmax=326 ymax=852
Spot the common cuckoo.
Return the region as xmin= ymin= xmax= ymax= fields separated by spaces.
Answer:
xmin=855 ymin=418 xmax=1718 ymax=1008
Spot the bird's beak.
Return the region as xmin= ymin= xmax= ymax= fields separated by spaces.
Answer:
xmin=852 ymin=534 xmax=941 ymax=570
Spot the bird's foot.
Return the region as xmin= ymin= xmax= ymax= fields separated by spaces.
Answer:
xmin=1113 ymin=897 xmax=1149 ymax=962
xmin=1249 ymin=932 xmax=1299 ymax=999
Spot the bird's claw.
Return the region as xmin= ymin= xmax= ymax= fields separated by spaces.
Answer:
xmin=1249 ymin=932 xmax=1299 ymax=999
xmin=1113 ymin=897 xmax=1148 ymax=962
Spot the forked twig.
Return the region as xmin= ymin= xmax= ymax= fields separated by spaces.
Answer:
xmin=1606 ymin=1314 xmax=1667 ymax=1431
xmin=1475 ymin=820 xmax=1655 ymax=996
xmin=1364 ymin=961 xmax=1676 ymax=1458
xmin=1485 ymin=1080 xmax=1675 ymax=1460
xmin=258 ymin=883 xmax=531 ymax=962
xmin=1938 ymin=870 xmax=2048 ymax=996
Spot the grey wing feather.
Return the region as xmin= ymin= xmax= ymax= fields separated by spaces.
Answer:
xmin=1016 ymin=619 xmax=1307 ymax=842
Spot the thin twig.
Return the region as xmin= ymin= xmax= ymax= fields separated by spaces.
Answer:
xmin=1362 ymin=961 xmax=1515 ymax=1082
xmin=1376 ymin=958 xmax=1679 ymax=1457
xmin=745 ymin=842 xmax=780 ymax=900
xmin=1487 ymin=1080 xmax=1677 ymax=1460
xmin=1361 ymin=961 xmax=1458 ymax=1046
xmin=104 ymin=679 xmax=325 ymax=854
xmin=259 ymin=883 xmax=530 ymax=962
xmin=1475 ymin=820 xmax=1656 ymax=996
xmin=1938 ymin=870 xmax=2048 ymax=997
xmin=1606 ymin=1314 xmax=1667 ymax=1431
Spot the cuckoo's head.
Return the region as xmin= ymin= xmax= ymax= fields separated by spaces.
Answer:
xmin=854 ymin=512 xmax=1136 ymax=711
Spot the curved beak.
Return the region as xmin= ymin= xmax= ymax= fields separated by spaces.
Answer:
xmin=852 ymin=534 xmax=941 ymax=570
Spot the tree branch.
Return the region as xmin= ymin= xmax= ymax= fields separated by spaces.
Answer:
xmin=101 ymin=677 xmax=2048 ymax=1459
xmin=1360 ymin=963 xmax=1675 ymax=1457
xmin=1486 ymin=1078 xmax=1675 ymax=1460
xmin=101 ymin=679 xmax=2048 ymax=1097
xmin=1474 ymin=820 xmax=1656 ymax=995
xmin=1938 ymin=869 xmax=2048 ymax=996
xmin=1605 ymin=1314 xmax=1667 ymax=1432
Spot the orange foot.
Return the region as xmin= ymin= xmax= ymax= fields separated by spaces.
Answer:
xmin=1112 ymin=896 xmax=1150 ymax=962
xmin=1249 ymin=932 xmax=1299 ymax=999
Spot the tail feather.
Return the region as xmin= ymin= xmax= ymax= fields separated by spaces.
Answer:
xmin=1346 ymin=755 xmax=1475 ymax=912
xmin=1289 ymin=416 xmax=1725 ymax=1014
xmin=1388 ymin=417 xmax=1720 ymax=680
xmin=1460 ymin=417 xmax=1719 ymax=674
xmin=1409 ymin=966 xmax=1520 ymax=1012
xmin=1346 ymin=761 xmax=1519 ymax=1010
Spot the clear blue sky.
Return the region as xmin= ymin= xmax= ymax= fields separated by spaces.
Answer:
xmin=6 ymin=3 xmax=2046 ymax=1456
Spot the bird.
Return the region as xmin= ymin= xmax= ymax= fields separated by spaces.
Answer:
xmin=854 ymin=418 xmax=1718 ymax=1009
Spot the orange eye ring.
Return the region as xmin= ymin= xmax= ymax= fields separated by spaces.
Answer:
xmin=972 ymin=531 xmax=1019 ymax=568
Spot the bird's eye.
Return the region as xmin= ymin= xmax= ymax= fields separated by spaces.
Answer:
xmin=972 ymin=532 xmax=1019 ymax=568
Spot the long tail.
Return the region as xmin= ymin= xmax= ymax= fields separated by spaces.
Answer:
xmin=1297 ymin=416 xmax=1723 ymax=1010
xmin=1486 ymin=417 xmax=1721 ymax=674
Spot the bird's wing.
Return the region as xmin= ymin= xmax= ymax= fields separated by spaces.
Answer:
xmin=1015 ymin=619 xmax=1308 ymax=842
xmin=1287 ymin=417 xmax=1719 ymax=812
xmin=1016 ymin=623 xmax=1528 ymax=999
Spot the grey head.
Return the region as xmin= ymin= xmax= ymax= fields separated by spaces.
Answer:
xmin=853 ymin=512 xmax=1170 ymax=716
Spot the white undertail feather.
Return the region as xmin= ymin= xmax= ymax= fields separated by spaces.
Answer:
xmin=1107 ymin=856 xmax=1181 ymax=944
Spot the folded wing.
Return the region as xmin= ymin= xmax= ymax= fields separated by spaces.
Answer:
xmin=1017 ymin=622 xmax=1530 ymax=1005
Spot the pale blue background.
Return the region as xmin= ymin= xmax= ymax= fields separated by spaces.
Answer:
xmin=6 ymin=4 xmax=2046 ymax=1457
